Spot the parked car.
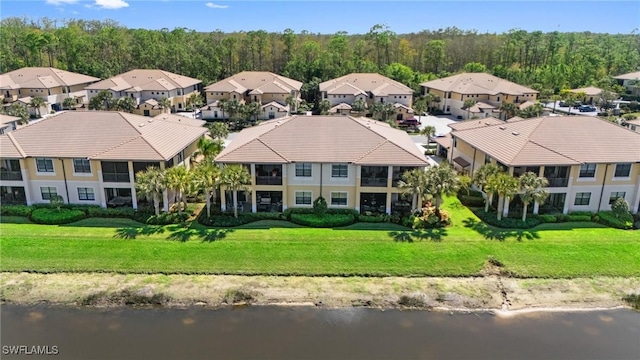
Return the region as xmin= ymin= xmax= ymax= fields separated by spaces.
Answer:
xmin=579 ymin=105 xmax=596 ymax=112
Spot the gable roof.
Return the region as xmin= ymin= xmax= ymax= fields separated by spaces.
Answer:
xmin=448 ymin=117 xmax=504 ymax=131
xmin=420 ymin=73 xmax=538 ymax=96
xmin=0 ymin=111 xmax=206 ymax=161
xmin=320 ymin=73 xmax=413 ymax=96
xmin=613 ymin=71 xmax=640 ymax=80
xmin=452 ymin=116 xmax=640 ymax=166
xmin=0 ymin=114 xmax=21 ymax=125
xmin=0 ymin=67 xmax=100 ymax=90
xmin=85 ymin=69 xmax=201 ymax=92
xmin=570 ymin=87 xmax=604 ymax=96
xmin=204 ymin=71 xmax=302 ymax=93
xmin=215 ymin=115 xmax=428 ymax=166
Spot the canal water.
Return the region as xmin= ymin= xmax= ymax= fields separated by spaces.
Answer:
xmin=1 ymin=305 xmax=639 ymax=359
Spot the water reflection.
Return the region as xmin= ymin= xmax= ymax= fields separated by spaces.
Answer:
xmin=2 ymin=306 xmax=639 ymax=360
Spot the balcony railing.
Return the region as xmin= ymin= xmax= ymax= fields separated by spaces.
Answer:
xmin=255 ymin=176 xmax=282 ymax=186
xmin=547 ymin=177 xmax=569 ymax=188
xmin=360 ymin=177 xmax=388 ymax=187
xmin=0 ymin=170 xmax=22 ymax=181
xmin=102 ymin=173 xmax=131 ymax=183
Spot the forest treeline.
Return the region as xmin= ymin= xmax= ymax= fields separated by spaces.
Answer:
xmin=1 ymin=17 xmax=639 ymax=95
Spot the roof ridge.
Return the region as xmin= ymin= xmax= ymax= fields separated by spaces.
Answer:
xmin=119 ymin=112 xmax=145 ymax=135
xmin=353 ymin=139 xmax=389 ymax=163
xmin=256 ymin=138 xmax=289 ymax=162
xmin=363 ymin=138 xmax=428 ymax=165
xmin=6 ymin=132 xmax=26 ymax=158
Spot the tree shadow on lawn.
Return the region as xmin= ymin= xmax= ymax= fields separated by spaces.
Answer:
xmin=388 ymin=228 xmax=447 ymax=243
xmin=114 ymin=224 xmax=232 ymax=242
xmin=462 ymin=218 xmax=540 ymax=242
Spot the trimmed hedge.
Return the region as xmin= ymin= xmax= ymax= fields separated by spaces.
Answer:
xmin=290 ymin=213 xmax=355 ymax=227
xmin=86 ymin=207 xmax=136 ymax=218
xmin=283 ymin=207 xmax=359 ymax=219
xmin=596 ymin=211 xmax=633 ymax=230
xmin=30 ymin=208 xmax=86 ymax=225
xmin=457 ymin=194 xmax=485 ymax=207
xmin=567 ymin=215 xmax=592 ymax=222
xmin=146 ymin=212 xmax=190 ymax=225
xmin=199 ymin=212 xmax=284 ymax=227
xmin=357 ymin=214 xmax=390 ymax=223
xmin=538 ymin=215 xmax=557 ymax=223
xmin=472 ymin=209 xmax=541 ymax=229
xmin=0 ymin=205 xmax=33 ymax=217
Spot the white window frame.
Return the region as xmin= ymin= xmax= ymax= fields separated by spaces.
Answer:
xmin=40 ymin=186 xmax=58 ymax=201
xmin=294 ymin=191 xmax=313 ymax=206
xmin=573 ymin=192 xmax=591 ymax=206
xmin=609 ymin=191 xmax=626 ymax=205
xmin=35 ymin=158 xmax=55 ymax=175
xmin=77 ymin=187 xmax=96 ymax=201
xmin=330 ymin=191 xmax=348 ymax=206
xmin=331 ymin=164 xmax=348 ymax=179
xmin=613 ymin=163 xmax=632 ymax=180
xmin=73 ymin=159 xmax=92 ymax=176
xmin=295 ymin=163 xmax=312 ymax=178
xmin=577 ymin=163 xmax=597 ymax=180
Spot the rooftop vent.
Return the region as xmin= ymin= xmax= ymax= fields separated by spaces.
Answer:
xmin=499 ymin=126 xmax=506 ymax=130
xmin=512 ymin=131 xmax=519 ymax=136
xmin=138 ymin=123 xmax=145 ymax=127
xmin=306 ymin=111 xmax=312 ymax=116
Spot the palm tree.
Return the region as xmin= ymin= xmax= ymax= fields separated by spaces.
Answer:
xmin=486 ymin=172 xmax=519 ymax=220
xmin=412 ymin=98 xmax=427 ymax=117
xmin=351 ymin=98 xmax=367 ymax=117
xmin=29 ymin=97 xmax=46 ymax=118
xmin=220 ymin=164 xmax=251 ymax=218
xmin=192 ymin=163 xmax=221 ymax=217
xmin=116 ymin=97 xmax=136 ymax=113
xmin=285 ymin=95 xmax=297 ymax=114
xmin=218 ymin=98 xmax=229 ymax=120
xmin=382 ymin=102 xmax=395 ymax=121
xmin=397 ymin=168 xmax=428 ymax=210
xmin=318 ymin=99 xmax=331 ymax=115
xmin=245 ymin=101 xmax=262 ymax=123
xmin=135 ymin=166 xmax=166 ymax=216
xmin=424 ymin=162 xmax=460 ymax=215
xmin=207 ymin=121 xmax=229 ymax=142
xmin=62 ymin=97 xmax=76 ymax=110
xmin=463 ymin=99 xmax=476 ymax=120
xmin=370 ymin=102 xmax=384 ymax=120
xmin=192 ymin=137 xmax=224 ymax=164
xmin=187 ymin=93 xmax=204 ymax=111
xmin=165 ymin=166 xmax=191 ymax=215
xmin=158 ymin=97 xmax=172 ymax=114
xmin=420 ymin=125 xmax=436 ymax=152
xmin=518 ymin=172 xmax=549 ymax=222
xmin=424 ymin=93 xmax=440 ymax=113
xmin=226 ymin=99 xmax=241 ymax=126
xmin=473 ymin=163 xmax=502 ymax=211
xmin=4 ymin=103 xmax=29 ymax=124
xmin=500 ymin=102 xmax=517 ymax=120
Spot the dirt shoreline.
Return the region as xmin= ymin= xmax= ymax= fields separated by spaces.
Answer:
xmin=2 ymin=272 xmax=639 ymax=313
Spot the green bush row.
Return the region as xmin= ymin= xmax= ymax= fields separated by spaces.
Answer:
xmin=290 ymin=213 xmax=355 ymax=227
xmin=30 ymin=208 xmax=86 ymax=225
xmin=457 ymin=194 xmax=485 ymax=207
xmin=0 ymin=205 xmax=33 ymax=217
xmin=198 ymin=212 xmax=285 ymax=227
xmin=472 ymin=209 xmax=542 ymax=229
xmin=357 ymin=214 xmax=389 ymax=223
xmin=283 ymin=207 xmax=359 ymax=220
xmin=596 ymin=211 xmax=634 ymax=230
xmin=146 ymin=212 xmax=190 ymax=225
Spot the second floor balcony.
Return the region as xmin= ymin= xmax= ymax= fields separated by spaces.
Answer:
xmin=546 ymin=177 xmax=569 ymax=188
xmin=255 ymin=164 xmax=283 ymax=186
xmin=361 ymin=166 xmax=389 ymax=187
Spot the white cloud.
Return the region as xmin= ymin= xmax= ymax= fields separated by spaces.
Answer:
xmin=94 ymin=0 xmax=129 ymax=9
xmin=205 ymin=2 xmax=228 ymax=9
xmin=45 ymin=0 xmax=79 ymax=5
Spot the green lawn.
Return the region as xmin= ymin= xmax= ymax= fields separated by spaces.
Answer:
xmin=1 ymin=197 xmax=639 ymax=278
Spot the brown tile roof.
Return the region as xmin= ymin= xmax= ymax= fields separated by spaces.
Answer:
xmin=215 ymin=115 xmax=428 ymax=166
xmin=320 ymin=73 xmax=412 ymax=96
xmin=0 ymin=133 xmax=23 ymax=158
xmin=452 ymin=116 xmax=640 ymax=166
xmin=625 ymin=118 xmax=640 ymax=126
xmin=420 ymin=73 xmax=538 ymax=96
xmin=448 ymin=117 xmax=504 ymax=131
xmin=0 ymin=114 xmax=21 ymax=126
xmin=85 ymin=69 xmax=201 ymax=92
xmin=469 ymin=102 xmax=496 ymax=113
xmin=330 ymin=102 xmax=353 ymax=111
xmin=570 ymin=87 xmax=604 ymax=96
xmin=1 ymin=111 xmax=206 ymax=161
xmin=0 ymin=67 xmax=99 ymax=89
xmin=434 ymin=134 xmax=451 ymax=148
xmin=613 ymin=71 xmax=640 ymax=80
xmin=262 ymin=101 xmax=288 ymax=111
xmin=204 ymin=71 xmax=302 ymax=93
xmin=518 ymin=101 xmax=537 ymax=110
xmin=152 ymin=113 xmax=207 ymax=128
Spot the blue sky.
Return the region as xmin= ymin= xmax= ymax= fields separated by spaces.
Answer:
xmin=1 ymin=1 xmax=639 ymax=34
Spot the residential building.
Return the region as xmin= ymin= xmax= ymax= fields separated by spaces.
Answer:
xmin=420 ymin=73 xmax=538 ymax=118
xmin=202 ymin=71 xmax=302 ymax=120
xmin=84 ymin=69 xmax=202 ymax=116
xmin=0 ymin=111 xmax=207 ymax=209
xmin=569 ymin=87 xmax=606 ymax=104
xmin=320 ymin=73 xmax=414 ymax=119
xmin=624 ymin=118 xmax=640 ymax=133
xmin=0 ymin=67 xmax=100 ymax=113
xmin=613 ymin=71 xmax=640 ymax=96
xmin=215 ymin=115 xmax=429 ymax=214
xmin=443 ymin=116 xmax=640 ymax=215
xmin=0 ymin=114 xmax=22 ymax=135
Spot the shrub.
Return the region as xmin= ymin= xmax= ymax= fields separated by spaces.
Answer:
xmin=611 ymin=197 xmax=631 ymax=220
xmin=146 ymin=212 xmax=190 ymax=225
xmin=30 ymin=208 xmax=86 ymax=225
xmin=467 ymin=189 xmax=484 ymax=198
xmin=199 ymin=212 xmax=284 ymax=227
xmin=597 ymin=211 xmax=633 ymax=230
xmin=634 ymin=221 xmax=640 ymax=230
xmin=555 ymin=214 xmax=570 ymax=223
xmin=313 ymin=196 xmax=328 ymax=216
xmin=538 ymin=214 xmax=557 ymax=223
xmin=0 ymin=205 xmax=33 ymax=217
xmin=411 ymin=206 xmax=451 ymax=229
xmin=283 ymin=207 xmax=358 ymax=220
xmin=357 ymin=214 xmax=389 ymax=223
xmin=472 ymin=209 xmax=541 ymax=229
xmin=290 ymin=213 xmax=355 ymax=227
xmin=49 ymin=195 xmax=64 ymax=211
xmin=86 ymin=207 xmax=136 ymax=218
xmin=132 ymin=210 xmax=155 ymax=224
xmin=567 ymin=215 xmax=592 ymax=222
xmin=457 ymin=194 xmax=485 ymax=207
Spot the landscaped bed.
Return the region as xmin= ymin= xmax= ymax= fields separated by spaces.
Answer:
xmin=1 ymin=197 xmax=639 ymax=278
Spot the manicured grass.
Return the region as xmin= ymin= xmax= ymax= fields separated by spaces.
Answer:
xmin=1 ymin=197 xmax=639 ymax=278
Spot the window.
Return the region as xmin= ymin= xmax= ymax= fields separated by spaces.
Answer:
xmin=331 ymin=164 xmax=348 ymax=178
xmin=452 ymin=137 xmax=457 ymax=148
xmin=609 ymin=192 xmax=626 ymax=204
xmin=78 ymin=187 xmax=95 ymax=201
xmin=579 ymin=163 xmax=596 ymax=178
xmin=36 ymin=158 xmax=54 ymax=173
xmin=73 ymin=159 xmax=91 ymax=173
xmin=295 ymin=163 xmax=312 ymax=177
xmin=484 ymin=154 xmax=491 ymax=164
xmin=295 ymin=191 xmax=312 ymax=205
xmin=614 ymin=163 xmax=631 ymax=177
xmin=177 ymin=151 xmax=184 ymax=164
xmin=331 ymin=192 xmax=348 ymax=206
xmin=574 ymin=192 xmax=591 ymax=206
xmin=40 ymin=187 xmax=57 ymax=200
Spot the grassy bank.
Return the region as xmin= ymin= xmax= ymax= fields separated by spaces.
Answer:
xmin=1 ymin=198 xmax=639 ymax=278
